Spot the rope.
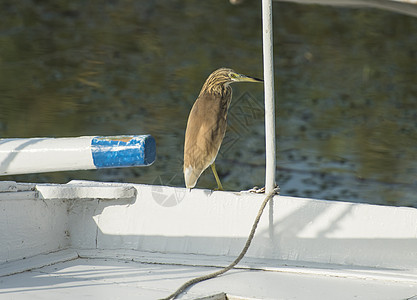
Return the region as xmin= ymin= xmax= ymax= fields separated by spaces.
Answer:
xmin=159 ymin=187 xmax=279 ymax=300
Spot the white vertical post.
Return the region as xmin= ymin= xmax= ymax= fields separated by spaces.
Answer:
xmin=262 ymin=0 xmax=276 ymax=194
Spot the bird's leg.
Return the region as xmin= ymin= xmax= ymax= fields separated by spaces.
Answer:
xmin=210 ymin=163 xmax=224 ymax=191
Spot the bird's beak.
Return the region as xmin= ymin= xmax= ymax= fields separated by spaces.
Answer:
xmin=236 ymin=74 xmax=263 ymax=83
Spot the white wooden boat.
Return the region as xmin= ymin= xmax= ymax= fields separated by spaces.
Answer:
xmin=1 ymin=180 xmax=417 ymax=299
xmin=1 ymin=1 xmax=416 ymax=299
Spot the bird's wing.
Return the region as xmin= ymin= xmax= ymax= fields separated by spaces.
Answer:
xmin=183 ymin=92 xmax=229 ymax=188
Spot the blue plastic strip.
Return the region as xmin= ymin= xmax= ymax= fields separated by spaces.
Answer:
xmin=91 ymin=135 xmax=156 ymax=168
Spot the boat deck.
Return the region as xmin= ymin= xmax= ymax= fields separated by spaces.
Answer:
xmin=1 ymin=181 xmax=417 ymax=299
xmin=1 ymin=249 xmax=417 ymax=300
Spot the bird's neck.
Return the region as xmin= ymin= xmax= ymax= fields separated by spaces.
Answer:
xmin=200 ymin=83 xmax=231 ymax=98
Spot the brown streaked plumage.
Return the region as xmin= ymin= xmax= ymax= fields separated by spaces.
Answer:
xmin=184 ymin=68 xmax=263 ymax=190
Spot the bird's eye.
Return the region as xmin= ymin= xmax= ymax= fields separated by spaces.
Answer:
xmin=230 ymin=73 xmax=238 ymax=79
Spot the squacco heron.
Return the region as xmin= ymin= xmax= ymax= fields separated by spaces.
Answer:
xmin=183 ymin=68 xmax=263 ymax=190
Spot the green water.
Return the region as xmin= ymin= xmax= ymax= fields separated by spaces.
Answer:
xmin=0 ymin=1 xmax=416 ymax=207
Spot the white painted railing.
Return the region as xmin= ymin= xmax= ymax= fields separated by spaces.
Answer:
xmin=0 ymin=135 xmax=155 ymax=175
xmin=276 ymin=0 xmax=417 ymax=17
